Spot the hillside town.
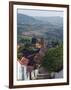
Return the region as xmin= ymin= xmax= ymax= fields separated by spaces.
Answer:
xmin=17 ymin=35 xmax=49 ymax=80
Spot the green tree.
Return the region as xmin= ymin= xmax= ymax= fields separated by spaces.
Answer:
xmin=41 ymin=44 xmax=63 ymax=72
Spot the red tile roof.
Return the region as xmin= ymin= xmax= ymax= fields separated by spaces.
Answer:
xmin=19 ymin=57 xmax=29 ymax=65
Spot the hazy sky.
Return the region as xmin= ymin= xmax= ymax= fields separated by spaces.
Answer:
xmin=17 ymin=9 xmax=63 ymax=17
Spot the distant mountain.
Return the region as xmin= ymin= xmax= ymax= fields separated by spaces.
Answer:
xmin=17 ymin=14 xmax=41 ymax=25
xmin=17 ymin=13 xmax=63 ymax=44
xmin=35 ymin=16 xmax=63 ymax=27
xmin=17 ymin=13 xmax=53 ymax=34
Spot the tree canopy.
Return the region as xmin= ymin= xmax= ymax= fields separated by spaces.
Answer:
xmin=41 ymin=44 xmax=63 ymax=72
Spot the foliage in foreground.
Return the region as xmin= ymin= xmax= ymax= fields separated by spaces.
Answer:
xmin=41 ymin=44 xmax=63 ymax=72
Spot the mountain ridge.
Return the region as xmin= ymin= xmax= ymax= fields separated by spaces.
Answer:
xmin=17 ymin=13 xmax=63 ymax=44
